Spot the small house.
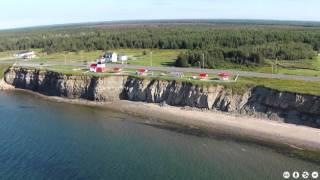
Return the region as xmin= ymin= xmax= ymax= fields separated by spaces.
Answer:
xmin=90 ymin=63 xmax=106 ymax=73
xmin=218 ymin=72 xmax=230 ymax=81
xmin=199 ymin=73 xmax=208 ymax=80
xmin=137 ymin=68 xmax=148 ymax=76
xmin=14 ymin=51 xmax=36 ymax=59
xmin=104 ymin=52 xmax=118 ymax=63
xmin=90 ymin=64 xmax=97 ymax=72
xmin=96 ymin=67 xmax=106 ymax=73
xmin=113 ymin=67 xmax=122 ymax=73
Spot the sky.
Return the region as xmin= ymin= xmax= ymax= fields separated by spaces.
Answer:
xmin=0 ymin=0 xmax=319 ymax=29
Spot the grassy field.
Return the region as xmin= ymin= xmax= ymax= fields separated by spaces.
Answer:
xmin=1 ymin=49 xmax=182 ymax=67
xmin=238 ymin=77 xmax=320 ymax=96
xmin=1 ymin=49 xmax=320 ymax=77
xmin=256 ymin=57 xmax=320 ymax=76
xmin=0 ymin=64 xmax=10 ymax=78
xmin=122 ymin=49 xmax=184 ymax=66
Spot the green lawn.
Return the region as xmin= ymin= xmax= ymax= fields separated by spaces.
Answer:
xmin=0 ymin=64 xmax=10 ymax=78
xmin=237 ymin=77 xmax=320 ymax=96
xmin=1 ymin=49 xmax=320 ymax=77
xmin=10 ymin=49 xmax=183 ymax=67
xmin=35 ymin=50 xmax=103 ymax=64
xmin=0 ymin=51 xmax=16 ymax=58
xmin=122 ymin=49 xmax=183 ymax=66
xmin=256 ymin=58 xmax=320 ymax=76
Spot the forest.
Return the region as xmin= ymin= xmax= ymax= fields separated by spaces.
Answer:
xmin=0 ymin=23 xmax=319 ymax=67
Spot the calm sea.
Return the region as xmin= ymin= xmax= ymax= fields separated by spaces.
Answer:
xmin=0 ymin=91 xmax=319 ymax=180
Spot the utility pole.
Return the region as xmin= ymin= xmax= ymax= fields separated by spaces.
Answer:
xmin=63 ymin=53 xmax=67 ymax=65
xmin=202 ymin=53 xmax=205 ymax=69
xmin=150 ymin=51 xmax=153 ymax=67
xmin=275 ymin=58 xmax=278 ymax=74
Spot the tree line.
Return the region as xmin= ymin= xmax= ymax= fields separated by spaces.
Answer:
xmin=0 ymin=25 xmax=319 ymax=65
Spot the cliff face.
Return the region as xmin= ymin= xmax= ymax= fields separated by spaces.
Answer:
xmin=4 ymin=67 xmax=320 ymax=128
xmin=4 ymin=68 xmax=126 ymax=101
xmin=122 ymin=77 xmax=249 ymax=112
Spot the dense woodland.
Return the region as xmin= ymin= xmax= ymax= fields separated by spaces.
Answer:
xmin=0 ymin=23 xmax=319 ymax=67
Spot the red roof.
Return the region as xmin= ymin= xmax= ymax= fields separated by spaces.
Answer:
xmin=90 ymin=64 xmax=97 ymax=68
xmin=138 ymin=69 xmax=146 ymax=73
xmin=96 ymin=67 xmax=106 ymax=73
xmin=218 ymin=72 xmax=230 ymax=77
xmin=199 ymin=73 xmax=208 ymax=77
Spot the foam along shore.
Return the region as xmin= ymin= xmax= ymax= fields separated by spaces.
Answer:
xmin=4 ymin=85 xmax=320 ymax=153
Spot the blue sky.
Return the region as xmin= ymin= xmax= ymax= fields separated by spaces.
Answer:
xmin=0 ymin=0 xmax=319 ymax=29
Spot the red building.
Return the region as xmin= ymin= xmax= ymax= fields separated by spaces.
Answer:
xmin=113 ymin=67 xmax=122 ymax=73
xmin=218 ymin=72 xmax=231 ymax=81
xmin=199 ymin=73 xmax=209 ymax=79
xmin=137 ymin=69 xmax=148 ymax=76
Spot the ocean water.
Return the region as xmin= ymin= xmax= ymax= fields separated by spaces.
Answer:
xmin=0 ymin=91 xmax=319 ymax=180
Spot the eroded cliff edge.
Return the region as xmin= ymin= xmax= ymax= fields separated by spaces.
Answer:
xmin=4 ymin=67 xmax=320 ymax=128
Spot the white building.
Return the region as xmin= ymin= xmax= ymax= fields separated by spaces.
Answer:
xmin=14 ymin=51 xmax=36 ymax=59
xmin=105 ymin=52 xmax=118 ymax=63
xmin=118 ymin=54 xmax=128 ymax=62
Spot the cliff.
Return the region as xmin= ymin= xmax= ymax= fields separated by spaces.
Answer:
xmin=4 ymin=67 xmax=320 ymax=128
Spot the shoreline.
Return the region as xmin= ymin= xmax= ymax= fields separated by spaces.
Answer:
xmin=3 ymin=87 xmax=320 ymax=153
xmin=0 ymin=78 xmax=14 ymax=90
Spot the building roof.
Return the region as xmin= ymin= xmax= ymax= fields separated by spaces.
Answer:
xmin=138 ymin=68 xmax=146 ymax=72
xmin=218 ymin=72 xmax=230 ymax=77
xmin=199 ymin=73 xmax=208 ymax=77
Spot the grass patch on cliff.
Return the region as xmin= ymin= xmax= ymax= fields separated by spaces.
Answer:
xmin=128 ymin=74 xmax=252 ymax=95
xmin=0 ymin=64 xmax=10 ymax=78
xmin=238 ymin=77 xmax=320 ymax=96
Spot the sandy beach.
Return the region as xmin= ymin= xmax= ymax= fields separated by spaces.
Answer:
xmin=105 ymin=101 xmax=320 ymax=151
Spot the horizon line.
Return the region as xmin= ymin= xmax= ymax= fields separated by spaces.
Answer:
xmin=2 ymin=18 xmax=320 ymax=31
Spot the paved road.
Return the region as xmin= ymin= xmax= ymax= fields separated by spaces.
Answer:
xmin=2 ymin=60 xmax=320 ymax=82
xmin=106 ymin=64 xmax=320 ymax=82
